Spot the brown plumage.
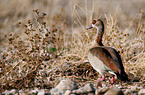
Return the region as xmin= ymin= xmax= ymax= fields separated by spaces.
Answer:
xmin=87 ymin=19 xmax=129 ymax=87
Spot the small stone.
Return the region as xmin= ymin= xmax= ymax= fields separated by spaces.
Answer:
xmin=72 ymin=83 xmax=95 ymax=94
xmin=64 ymin=90 xmax=72 ymax=95
xmin=37 ymin=89 xmax=45 ymax=95
xmin=50 ymin=79 xmax=78 ymax=95
xmin=50 ymin=88 xmax=62 ymax=95
xmin=87 ymin=92 xmax=95 ymax=95
xmin=3 ymin=90 xmax=10 ymax=95
xmin=104 ymin=88 xmax=124 ymax=95
xmin=95 ymin=87 xmax=109 ymax=95
xmin=138 ymin=89 xmax=145 ymax=94
xmin=30 ymin=89 xmax=38 ymax=94
xmin=10 ymin=89 xmax=18 ymax=94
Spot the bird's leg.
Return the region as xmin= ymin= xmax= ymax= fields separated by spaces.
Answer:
xmin=100 ymin=75 xmax=105 ymax=81
xmin=96 ymin=75 xmax=105 ymax=88
xmin=110 ymin=76 xmax=114 ymax=88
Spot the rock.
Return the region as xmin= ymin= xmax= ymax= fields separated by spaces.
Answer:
xmin=138 ymin=89 xmax=145 ymax=94
xmin=10 ymin=89 xmax=18 ymax=94
xmin=64 ymin=90 xmax=72 ymax=95
xmin=37 ymin=89 xmax=45 ymax=95
xmin=3 ymin=90 xmax=10 ymax=95
xmin=72 ymin=83 xmax=95 ymax=94
xmin=30 ymin=89 xmax=38 ymax=94
xmin=95 ymin=87 xmax=109 ymax=95
xmin=87 ymin=92 xmax=95 ymax=95
xmin=50 ymin=79 xmax=78 ymax=95
xmin=104 ymin=88 xmax=124 ymax=95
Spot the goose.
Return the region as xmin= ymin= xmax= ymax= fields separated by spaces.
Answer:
xmin=87 ymin=19 xmax=129 ymax=87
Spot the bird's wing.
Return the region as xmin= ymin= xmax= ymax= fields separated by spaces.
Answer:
xmin=89 ymin=46 xmax=123 ymax=74
xmin=102 ymin=46 xmax=125 ymax=70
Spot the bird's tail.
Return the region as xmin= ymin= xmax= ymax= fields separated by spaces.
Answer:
xmin=116 ymin=72 xmax=129 ymax=81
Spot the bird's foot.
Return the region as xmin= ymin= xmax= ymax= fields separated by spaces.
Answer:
xmin=96 ymin=78 xmax=103 ymax=88
xmin=96 ymin=76 xmax=105 ymax=88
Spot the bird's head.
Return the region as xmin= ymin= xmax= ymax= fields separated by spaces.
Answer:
xmin=87 ymin=19 xmax=104 ymax=31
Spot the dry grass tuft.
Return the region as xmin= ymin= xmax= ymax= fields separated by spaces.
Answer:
xmin=0 ymin=0 xmax=145 ymax=92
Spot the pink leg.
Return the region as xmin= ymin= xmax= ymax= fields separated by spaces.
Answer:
xmin=100 ymin=75 xmax=105 ymax=81
xmin=96 ymin=75 xmax=105 ymax=88
xmin=110 ymin=76 xmax=114 ymax=88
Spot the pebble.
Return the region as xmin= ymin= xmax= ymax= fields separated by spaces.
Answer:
xmin=138 ymin=89 xmax=145 ymax=94
xmin=37 ymin=89 xmax=45 ymax=95
xmin=64 ymin=90 xmax=72 ymax=95
xmin=72 ymin=83 xmax=95 ymax=94
xmin=95 ymin=87 xmax=109 ymax=95
xmin=3 ymin=90 xmax=10 ymax=95
xmin=1 ymin=79 xmax=144 ymax=95
xmin=50 ymin=79 xmax=78 ymax=95
xmin=30 ymin=89 xmax=38 ymax=94
xmin=10 ymin=89 xmax=18 ymax=94
xmin=104 ymin=88 xmax=124 ymax=95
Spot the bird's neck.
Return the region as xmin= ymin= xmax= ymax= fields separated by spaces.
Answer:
xmin=92 ymin=28 xmax=104 ymax=47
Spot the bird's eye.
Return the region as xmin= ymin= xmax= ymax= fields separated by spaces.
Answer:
xmin=92 ymin=20 xmax=96 ymax=24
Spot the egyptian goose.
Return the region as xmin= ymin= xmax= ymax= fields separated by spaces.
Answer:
xmin=87 ymin=19 xmax=129 ymax=87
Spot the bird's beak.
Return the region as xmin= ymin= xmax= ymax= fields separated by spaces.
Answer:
xmin=87 ymin=25 xmax=93 ymax=30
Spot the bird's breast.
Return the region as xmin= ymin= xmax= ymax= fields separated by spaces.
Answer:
xmin=88 ymin=52 xmax=115 ymax=76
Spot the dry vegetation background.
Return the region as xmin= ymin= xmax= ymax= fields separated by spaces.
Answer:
xmin=0 ymin=0 xmax=145 ymax=92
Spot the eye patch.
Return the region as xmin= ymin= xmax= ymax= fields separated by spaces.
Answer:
xmin=92 ymin=20 xmax=97 ymax=24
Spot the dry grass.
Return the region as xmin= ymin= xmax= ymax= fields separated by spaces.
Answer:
xmin=0 ymin=0 xmax=145 ymax=92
